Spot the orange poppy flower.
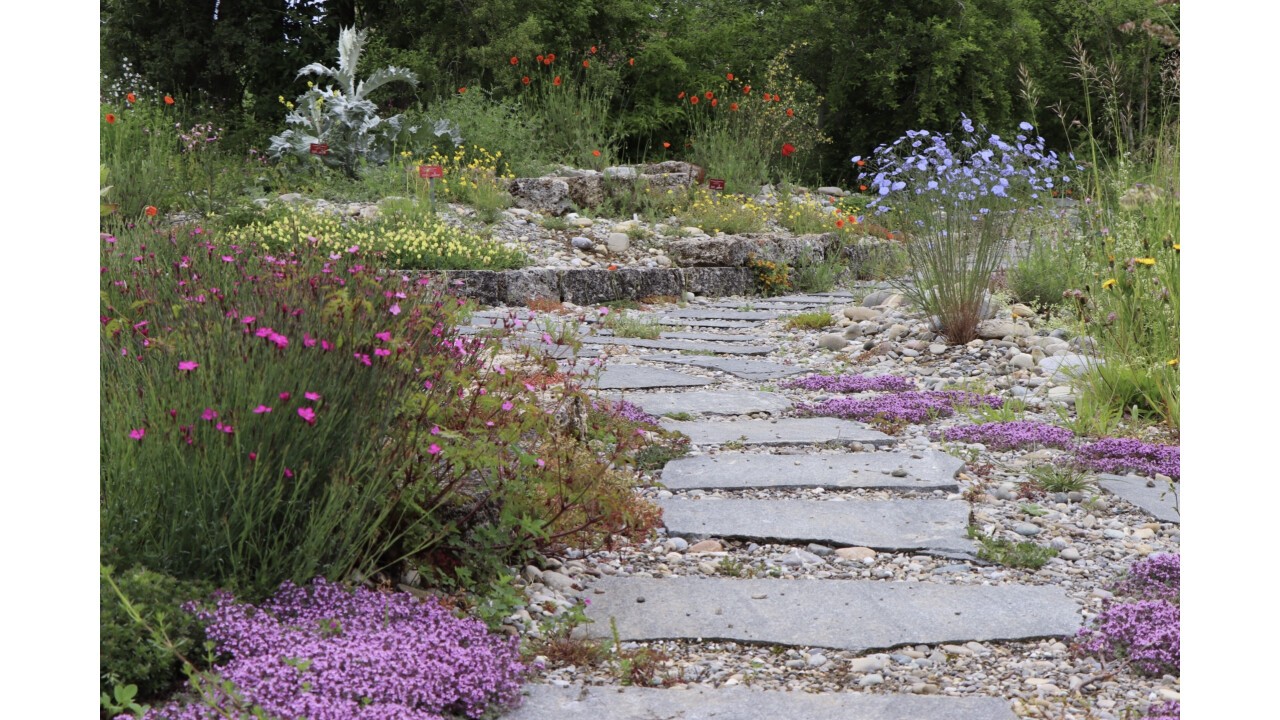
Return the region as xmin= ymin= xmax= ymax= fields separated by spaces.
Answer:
xmin=690 ymin=95 xmax=699 ymax=105
xmin=583 ymin=59 xmax=590 ymax=69
xmin=592 ymin=149 xmax=602 ymax=157
xmin=105 ymin=113 xmax=116 ymax=124
xmin=729 ymin=102 xmax=739 ymax=111
xmin=743 ymin=85 xmax=751 ymax=94
xmin=662 ymin=142 xmax=671 ymax=148
xmin=553 ymin=76 xmax=562 ymax=86
xmin=836 ymin=219 xmax=845 ymax=229
xmin=710 ymin=98 xmax=718 ymax=107
xmin=786 ymin=108 xmax=794 ymax=117
xmin=590 ymin=45 xmax=598 ymax=54
xmin=856 ymin=159 xmax=865 ymax=167
xmin=859 ymin=184 xmax=868 ymax=191
xmin=522 ymin=76 xmax=531 ymax=85
xmin=628 ymin=57 xmax=635 ymax=66
xmin=126 ymin=92 xmax=136 ymax=103
xmin=510 ymin=56 xmax=519 ymax=65
xmin=607 ymin=263 xmax=619 ymax=271
xmin=164 ymin=95 xmax=174 ymax=105
xmin=704 ymin=90 xmax=714 ymax=99
xmin=677 ymin=91 xmax=686 ymax=99
xmin=144 ymin=205 xmax=158 ymax=216
xmin=726 ymin=73 xmax=734 ymax=81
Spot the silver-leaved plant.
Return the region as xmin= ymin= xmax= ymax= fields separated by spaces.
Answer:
xmin=269 ymin=27 xmax=431 ymax=176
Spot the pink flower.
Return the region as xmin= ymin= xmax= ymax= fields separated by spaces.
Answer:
xmin=178 ymin=360 xmax=199 ymax=371
xmin=431 ymin=425 xmax=441 ymax=435
xmin=255 ymin=327 xmax=273 ymax=338
xmin=389 ymin=303 xmax=401 ymax=316
xmin=502 ymin=401 xmax=513 ymax=411
xmin=598 ymin=307 xmax=609 ymax=316
xmin=524 ymin=383 xmax=537 ymax=392
xmin=242 ymin=316 xmax=256 ymax=325
xmin=375 ymin=331 xmax=392 ymax=342
xmin=279 ymin=392 xmax=291 ymax=401
xmin=215 ymin=422 xmax=234 ymax=434
xmin=298 ymin=407 xmax=316 ymax=425
xmin=427 ymin=443 xmax=442 ymax=455
xmin=321 ymin=340 xmax=333 ymax=351
xmin=201 ymin=408 xmax=218 ymax=421
xmin=354 ymin=353 xmax=372 ymax=366
xmin=329 ymin=252 xmax=341 ymax=260
xmin=375 ymin=348 xmax=391 ymax=357
xmin=221 ymin=255 xmax=235 ymax=262
xmin=129 ymin=428 xmax=146 ymax=441
xmin=268 ymin=332 xmax=288 ymax=348
xmin=304 ymin=333 xmax=317 ymax=348
xmin=542 ymin=333 xmax=553 ymax=344
xmin=423 ymin=380 xmax=434 ymax=390
xmin=253 ymin=405 xmax=272 ymax=414
xmin=485 ymin=421 xmax=495 ymax=427
xmin=536 ymin=458 xmax=545 ymax=468
xmin=348 ymin=245 xmax=359 ymax=253
xmin=248 ymin=452 xmax=257 ymax=462
xmin=284 ymin=468 xmax=294 ymax=478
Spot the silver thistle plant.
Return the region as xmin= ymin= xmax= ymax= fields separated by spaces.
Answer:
xmin=269 ymin=27 xmax=448 ymax=176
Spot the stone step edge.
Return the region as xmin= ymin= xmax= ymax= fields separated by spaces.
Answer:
xmin=406 ymin=267 xmax=752 ymax=307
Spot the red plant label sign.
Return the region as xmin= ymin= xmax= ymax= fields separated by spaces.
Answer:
xmin=309 ymin=143 xmax=329 ymax=155
xmin=420 ymin=165 xmax=444 ymax=179
xmin=707 ymin=178 xmax=726 ymax=190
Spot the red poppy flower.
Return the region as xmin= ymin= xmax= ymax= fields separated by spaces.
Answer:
xmin=105 ymin=113 xmax=116 ymax=124
xmin=458 ymin=87 xmax=467 ymax=94
xmin=781 ymin=143 xmax=796 ymax=157
xmin=662 ymin=141 xmax=671 ymax=148
xmin=547 ymin=53 xmax=556 ymax=62
xmin=726 ymin=73 xmax=734 ymax=81
xmin=583 ymin=59 xmax=590 ymax=69
xmin=510 ymin=56 xmax=519 ymax=65
xmin=710 ymin=98 xmax=718 ymax=107
xmin=743 ymin=85 xmax=752 ymax=94
xmin=856 ymin=159 xmax=865 ymax=167
xmin=859 ymin=184 xmax=868 ymax=191
xmin=537 ymin=54 xmax=545 ymax=63
xmin=164 ymin=95 xmax=174 ymax=105
xmin=126 ymin=92 xmax=136 ymax=103
xmin=144 ymin=205 xmax=158 ymax=216
xmin=628 ymin=57 xmax=635 ymax=66
xmin=836 ymin=219 xmax=845 ymax=229
xmin=553 ymin=76 xmax=562 ymax=86
xmin=592 ymin=149 xmax=602 ymax=157
xmin=729 ymin=102 xmax=739 ymax=111
xmin=522 ymin=76 xmax=531 ymax=85
xmin=590 ymin=45 xmax=598 ymax=54
xmin=786 ymin=108 xmax=794 ymax=117
xmin=677 ymin=91 xmax=686 ymax=99
xmin=690 ymin=95 xmax=699 ymax=105
xmin=607 ymin=263 xmax=619 ymax=271
xmin=704 ymin=90 xmax=714 ymax=99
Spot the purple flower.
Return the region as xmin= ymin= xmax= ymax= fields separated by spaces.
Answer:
xmin=1074 ymin=599 xmax=1179 ymax=676
xmin=932 ymin=421 xmax=1075 ymax=450
xmin=1074 ymin=438 xmax=1180 ymax=480
xmin=1115 ymin=554 xmax=1179 ymax=602
xmin=784 ymin=374 xmax=917 ymax=393
xmin=139 ymin=579 xmax=525 ymax=720
xmin=796 ymin=391 xmax=1002 ymax=424
xmin=1144 ymin=700 xmax=1180 ymax=719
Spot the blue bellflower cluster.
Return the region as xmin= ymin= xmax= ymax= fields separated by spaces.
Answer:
xmin=852 ymin=115 xmax=1075 ymax=215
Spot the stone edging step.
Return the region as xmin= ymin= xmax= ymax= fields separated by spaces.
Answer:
xmin=506 ymin=683 xmax=1019 ymax=720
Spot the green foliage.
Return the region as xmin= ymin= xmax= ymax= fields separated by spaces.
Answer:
xmin=965 ymin=397 xmax=1029 ymax=423
xmin=968 ymin=527 xmax=1058 ymax=569
xmin=601 ymin=311 xmax=664 ymax=339
xmin=421 ymin=89 xmax=547 ymax=176
xmin=269 ymin=27 xmax=424 ymax=177
xmin=746 ymin=255 xmax=792 ymax=297
xmin=678 ymin=190 xmax=770 ymax=235
xmin=100 ymin=566 xmax=213 ymax=703
xmin=1008 ymin=226 xmax=1089 ymax=311
xmin=100 ymin=99 xmax=182 ymax=223
xmin=784 ymin=312 xmax=834 ymax=331
xmin=1027 ymin=464 xmax=1097 ymax=495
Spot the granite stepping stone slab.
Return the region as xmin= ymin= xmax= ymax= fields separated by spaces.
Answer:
xmin=657 ymin=317 xmax=763 ymax=329
xmin=590 ymin=365 xmax=716 ymax=390
xmin=645 ymin=354 xmax=805 ymax=380
xmin=652 ymin=331 xmax=769 ymax=343
xmin=660 ymin=450 xmax=963 ymax=492
xmin=582 ymin=576 xmax=1082 ymax=651
xmin=578 ymin=336 xmax=777 ymax=355
xmin=660 ymin=418 xmax=893 ymax=447
xmin=663 ymin=309 xmax=779 ymax=321
xmin=601 ymin=390 xmax=793 ymax=417
xmin=508 ymin=684 xmax=1018 ymax=720
xmin=660 ymin=498 xmax=975 ymax=556
xmin=1097 ymin=474 xmax=1180 ymax=524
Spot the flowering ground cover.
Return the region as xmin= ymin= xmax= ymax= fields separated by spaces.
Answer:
xmin=1074 ymin=555 xmax=1180 ymax=678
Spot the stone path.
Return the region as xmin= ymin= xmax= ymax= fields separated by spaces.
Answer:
xmin=505 ymin=292 xmax=1179 ymax=718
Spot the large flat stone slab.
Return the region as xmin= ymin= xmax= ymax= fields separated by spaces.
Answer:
xmin=661 ymin=418 xmax=893 ymax=448
xmin=509 ymin=684 xmax=1018 ymax=720
xmin=603 ymin=390 xmax=793 ymax=417
xmin=1097 ymin=474 xmax=1180 ymax=523
xmin=658 ymin=498 xmax=975 ymax=556
xmin=658 ymin=318 xmax=762 ymax=329
xmin=579 ymin=336 xmax=776 ymax=355
xmin=660 ymin=451 xmax=963 ymax=491
xmin=663 ymin=309 xmax=779 ymax=321
xmin=583 ymin=576 xmax=1082 ymax=651
xmin=591 ymin=365 xmax=715 ymax=390
xmin=657 ymin=331 xmax=769 ymax=343
xmin=646 ymin=354 xmax=806 ymax=380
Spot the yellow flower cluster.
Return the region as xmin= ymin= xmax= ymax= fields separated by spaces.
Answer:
xmin=678 ymin=188 xmax=770 ymax=234
xmin=410 ymin=145 xmax=514 ymax=210
xmin=222 ymin=206 xmax=526 ymax=271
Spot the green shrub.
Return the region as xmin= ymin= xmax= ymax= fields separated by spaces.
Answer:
xmin=100 ymin=566 xmax=212 ymax=702
xmin=784 ymin=312 xmax=834 ymax=330
xmin=1008 ymin=229 xmax=1088 ymax=311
